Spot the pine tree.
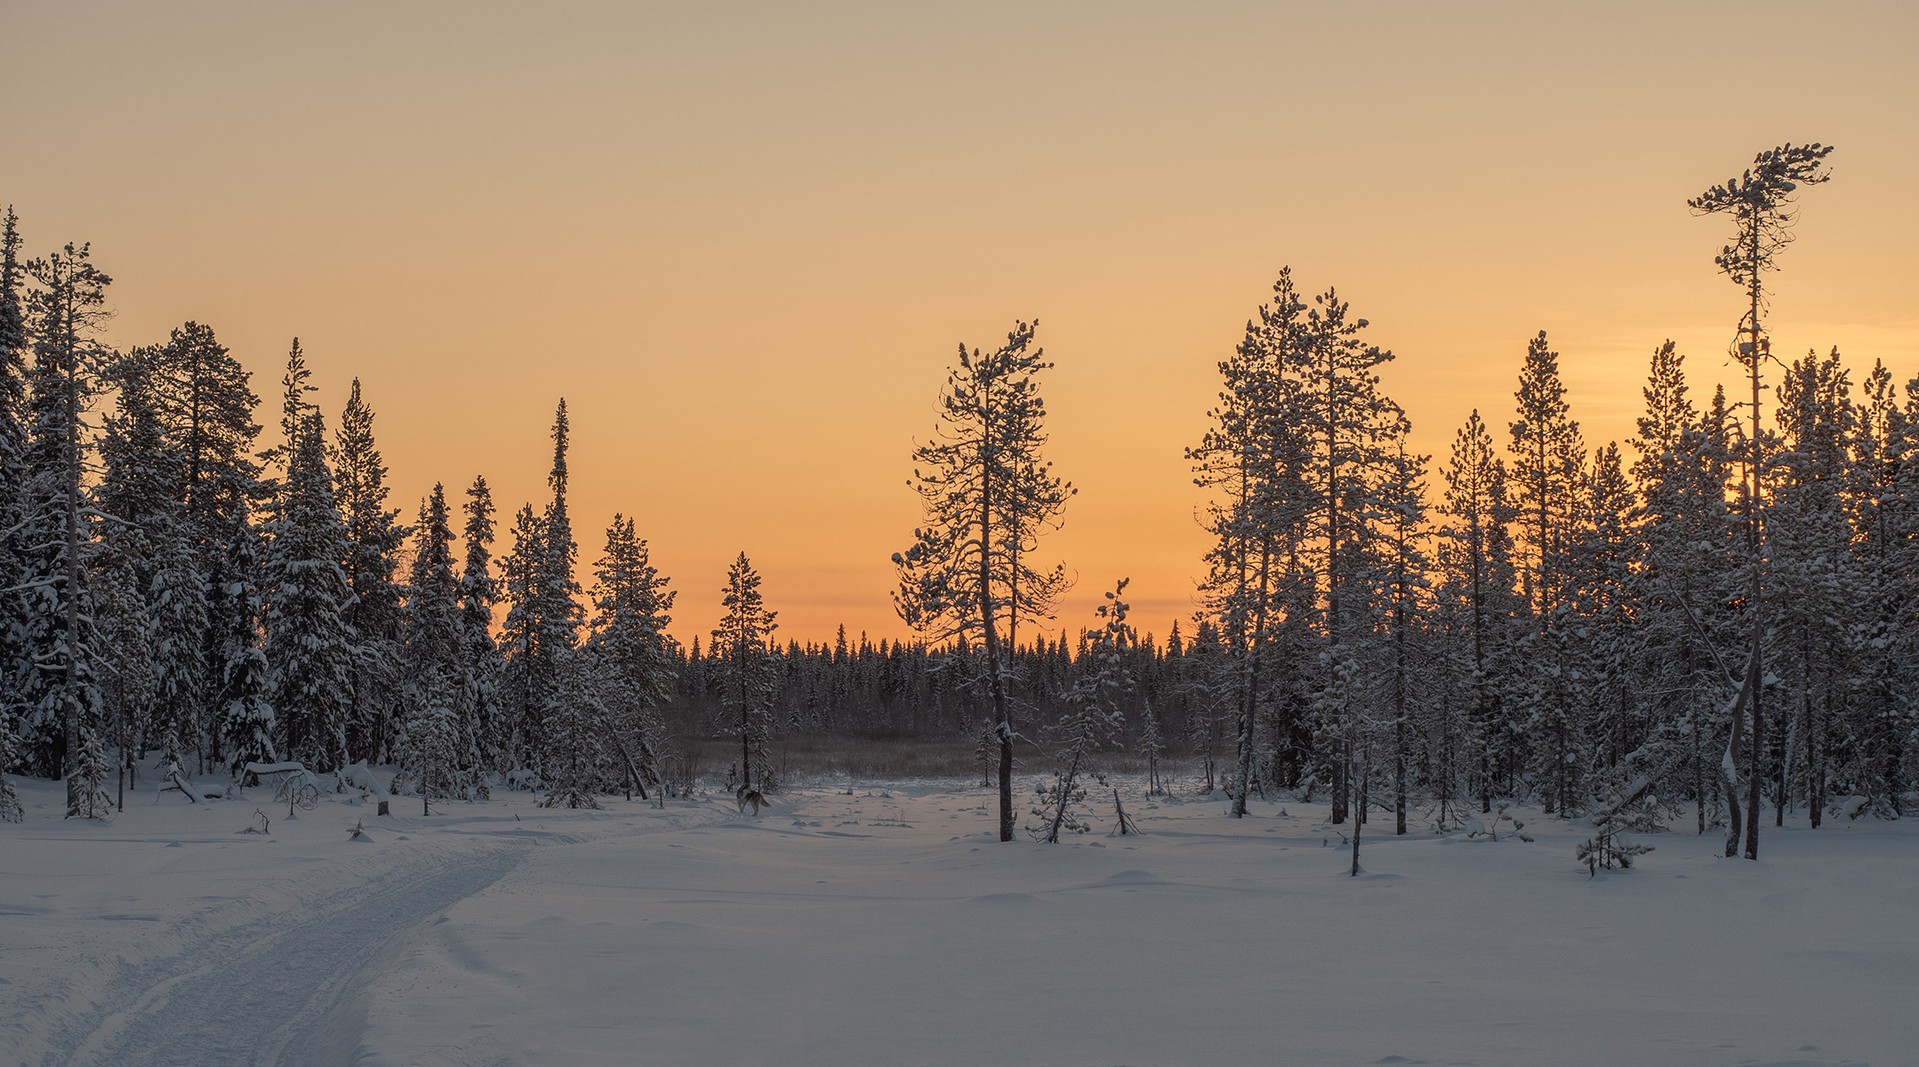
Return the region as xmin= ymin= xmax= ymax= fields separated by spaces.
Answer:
xmin=1437 ymin=409 xmax=1522 ymax=813
xmin=149 ymin=321 xmax=259 ymax=732
xmin=1507 ymin=330 xmax=1586 ymax=816
xmin=150 ymin=321 xmax=259 ymax=540
xmin=894 ymin=320 xmax=1072 ymax=841
xmin=1688 ymin=141 xmax=1835 ymax=860
xmin=1375 ymin=424 xmax=1430 ymax=836
xmin=1190 ymin=272 xmax=1312 ymax=818
xmin=1508 ymin=331 xmax=1586 ymax=619
xmin=1287 ymin=282 xmax=1406 ymax=825
xmin=713 ymin=551 xmax=778 ymax=812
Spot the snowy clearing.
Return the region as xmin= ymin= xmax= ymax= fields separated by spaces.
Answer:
xmin=4 ymin=772 xmax=1916 ymax=1067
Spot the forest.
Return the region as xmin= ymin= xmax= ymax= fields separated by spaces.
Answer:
xmin=2 ymin=142 xmax=1912 ymax=860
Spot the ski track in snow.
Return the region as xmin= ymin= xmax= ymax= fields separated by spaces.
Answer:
xmin=13 ymin=797 xmax=740 ymax=1067
xmin=53 ymin=846 xmax=527 ymax=1067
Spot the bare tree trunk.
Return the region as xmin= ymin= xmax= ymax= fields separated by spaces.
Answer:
xmin=1350 ymin=750 xmax=1366 ymax=876
xmin=1808 ymin=687 xmax=1825 ymax=829
xmin=1230 ymin=537 xmax=1270 ymax=818
xmin=1045 ymin=747 xmax=1083 ymax=844
xmin=1693 ymin=716 xmax=1706 ymax=836
xmin=1744 ymin=591 xmax=1762 ymax=860
xmin=978 ymin=456 xmax=1015 ymax=842
xmin=62 ymin=323 xmax=84 ymax=816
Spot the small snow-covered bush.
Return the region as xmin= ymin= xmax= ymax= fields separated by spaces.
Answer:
xmin=1577 ymin=814 xmax=1652 ymax=876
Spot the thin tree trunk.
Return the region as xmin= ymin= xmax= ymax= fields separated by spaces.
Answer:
xmin=978 ymin=436 xmax=1014 ymax=842
xmin=1742 ymin=219 xmax=1766 ymax=862
xmin=62 ymin=313 xmax=83 ymax=816
xmin=1350 ymin=752 xmax=1366 ymax=876
xmin=1230 ymin=536 xmax=1270 ymax=819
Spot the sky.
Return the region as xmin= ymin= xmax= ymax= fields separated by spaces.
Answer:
xmin=4 ymin=1 xmax=1916 ymax=646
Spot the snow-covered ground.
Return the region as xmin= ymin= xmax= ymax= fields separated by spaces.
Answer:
xmin=4 ymin=769 xmax=1915 ymax=1067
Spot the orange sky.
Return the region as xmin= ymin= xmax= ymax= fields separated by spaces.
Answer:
xmin=5 ymin=2 xmax=1917 ymax=645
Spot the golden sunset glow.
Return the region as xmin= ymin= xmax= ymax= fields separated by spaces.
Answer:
xmin=6 ymin=2 xmax=1916 ymax=644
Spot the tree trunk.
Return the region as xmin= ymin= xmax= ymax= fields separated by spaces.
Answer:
xmin=1230 ymin=537 xmax=1270 ymax=819
xmin=1350 ymin=758 xmax=1365 ymax=877
xmin=61 ymin=322 xmax=84 ymax=817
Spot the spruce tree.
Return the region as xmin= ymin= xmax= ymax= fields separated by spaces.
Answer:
xmin=261 ymin=338 xmax=315 ymax=502
xmin=499 ymin=502 xmax=546 ymax=771
xmin=0 ymin=207 xmax=29 ymax=776
xmin=586 ymin=513 xmax=677 ymax=801
xmin=458 ymin=476 xmax=502 ymax=784
xmin=402 ymin=483 xmax=476 ymax=807
xmin=215 ymin=498 xmax=275 ymax=774
xmin=21 ymin=243 xmax=111 ymax=810
xmin=67 ymin=728 xmax=112 ymax=821
xmin=332 ymin=379 xmax=409 ymax=763
xmin=1846 ymin=361 xmax=1919 ymax=821
xmin=502 ymin=402 xmax=583 ymax=776
xmin=713 ymin=551 xmax=778 ymax=811
xmin=266 ymin=413 xmax=354 ymax=773
xmin=147 ymin=518 xmax=209 ymax=766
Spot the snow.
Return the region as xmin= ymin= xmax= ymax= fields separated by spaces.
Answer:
xmin=4 ymin=768 xmax=1916 ymax=1066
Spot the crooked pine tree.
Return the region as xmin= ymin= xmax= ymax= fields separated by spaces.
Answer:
xmin=1688 ymin=141 xmax=1834 ymax=860
xmin=894 ymin=320 xmax=1073 ymax=842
